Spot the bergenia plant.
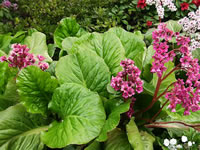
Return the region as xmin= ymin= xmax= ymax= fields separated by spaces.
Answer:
xmin=0 ymin=43 xmax=49 ymax=71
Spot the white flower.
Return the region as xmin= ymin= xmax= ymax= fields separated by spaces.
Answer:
xmin=188 ymin=141 xmax=192 ymax=147
xmin=170 ymin=138 xmax=177 ymax=145
xmin=164 ymin=139 xmax=170 ymax=146
xmin=176 ymin=144 xmax=183 ymax=149
xmin=181 ymin=136 xmax=188 ymax=142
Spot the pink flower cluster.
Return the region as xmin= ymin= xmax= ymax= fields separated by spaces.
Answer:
xmin=152 ymin=23 xmax=200 ymax=115
xmin=1 ymin=0 xmax=18 ymax=10
xmin=0 ymin=44 xmax=49 ymax=71
xmin=151 ymin=23 xmax=176 ymax=77
xmin=111 ymin=59 xmax=143 ymax=99
xmin=166 ymin=78 xmax=200 ymax=115
xmin=111 ymin=59 xmax=143 ymax=118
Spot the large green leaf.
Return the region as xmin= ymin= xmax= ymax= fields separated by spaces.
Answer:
xmin=0 ymin=34 xmax=12 ymax=54
xmin=24 ymin=32 xmax=52 ymax=62
xmin=108 ymin=27 xmax=146 ymax=63
xmin=0 ymin=51 xmax=17 ymax=95
xmin=0 ymin=79 xmax=18 ymax=111
xmin=0 ymin=104 xmax=48 ymax=150
xmin=97 ymin=99 xmax=130 ymax=142
xmin=126 ymin=118 xmax=144 ymax=150
xmin=104 ymin=128 xmax=132 ymax=150
xmin=62 ymin=37 xmax=79 ymax=53
xmin=17 ymin=66 xmax=58 ymax=115
xmin=140 ymin=131 xmax=155 ymax=150
xmin=85 ymin=141 xmax=101 ymax=150
xmin=54 ymin=17 xmax=86 ymax=49
xmin=55 ymin=49 xmax=110 ymax=96
xmin=41 ymin=83 xmax=106 ymax=148
xmin=70 ymin=32 xmax=125 ymax=74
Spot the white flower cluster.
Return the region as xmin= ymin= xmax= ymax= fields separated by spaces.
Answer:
xmin=178 ymin=9 xmax=200 ymax=34
xmin=163 ymin=136 xmax=195 ymax=150
xmin=178 ymin=8 xmax=200 ymax=51
xmin=146 ymin=0 xmax=177 ymax=18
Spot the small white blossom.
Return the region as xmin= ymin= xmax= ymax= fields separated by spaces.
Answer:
xmin=188 ymin=141 xmax=192 ymax=147
xmin=164 ymin=139 xmax=170 ymax=146
xmin=176 ymin=144 xmax=183 ymax=149
xmin=170 ymin=138 xmax=177 ymax=145
xmin=181 ymin=136 xmax=188 ymax=142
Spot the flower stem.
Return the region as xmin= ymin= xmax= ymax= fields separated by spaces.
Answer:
xmin=149 ymin=100 xmax=169 ymax=123
xmin=135 ymin=77 xmax=162 ymax=116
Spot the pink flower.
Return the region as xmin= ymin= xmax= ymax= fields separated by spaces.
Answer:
xmin=0 ymin=56 xmax=7 ymax=62
xmin=0 ymin=43 xmax=48 ymax=71
xmin=2 ymin=0 xmax=11 ymax=8
xmin=111 ymin=59 xmax=143 ymax=117
xmin=39 ymin=62 xmax=49 ymax=71
xmin=37 ymin=55 xmax=45 ymax=61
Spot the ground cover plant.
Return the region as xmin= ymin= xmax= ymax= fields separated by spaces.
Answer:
xmin=1 ymin=2 xmax=200 ymax=150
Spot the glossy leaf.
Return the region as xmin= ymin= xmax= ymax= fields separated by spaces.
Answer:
xmin=166 ymin=20 xmax=182 ymax=32
xmin=41 ymin=83 xmax=106 ymax=148
xmin=126 ymin=118 xmax=144 ymax=150
xmin=54 ymin=17 xmax=85 ymax=49
xmin=55 ymin=49 xmax=110 ymax=96
xmin=24 ymin=32 xmax=52 ymax=62
xmin=70 ymin=32 xmax=125 ymax=74
xmin=17 ymin=66 xmax=58 ymax=115
xmin=108 ymin=27 xmax=146 ymax=63
xmin=0 ymin=104 xmax=48 ymax=150
xmin=104 ymin=129 xmax=132 ymax=150
xmin=97 ymin=99 xmax=130 ymax=142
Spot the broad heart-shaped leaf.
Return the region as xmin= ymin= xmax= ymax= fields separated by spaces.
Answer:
xmin=24 ymin=32 xmax=52 ymax=62
xmin=108 ymin=27 xmax=146 ymax=63
xmin=152 ymin=61 xmax=176 ymax=96
xmin=104 ymin=128 xmax=132 ymax=150
xmin=54 ymin=17 xmax=86 ymax=49
xmin=126 ymin=118 xmax=144 ymax=150
xmin=70 ymin=32 xmax=125 ymax=74
xmin=55 ymin=49 xmax=110 ymax=96
xmin=97 ymin=99 xmax=130 ymax=142
xmin=41 ymin=83 xmax=106 ymax=148
xmin=17 ymin=66 xmax=58 ymax=115
xmin=0 ymin=104 xmax=48 ymax=150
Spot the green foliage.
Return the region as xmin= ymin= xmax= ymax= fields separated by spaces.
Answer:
xmin=0 ymin=104 xmax=48 ymax=150
xmin=17 ymin=66 xmax=58 ymax=115
xmin=41 ymin=83 xmax=106 ymax=148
